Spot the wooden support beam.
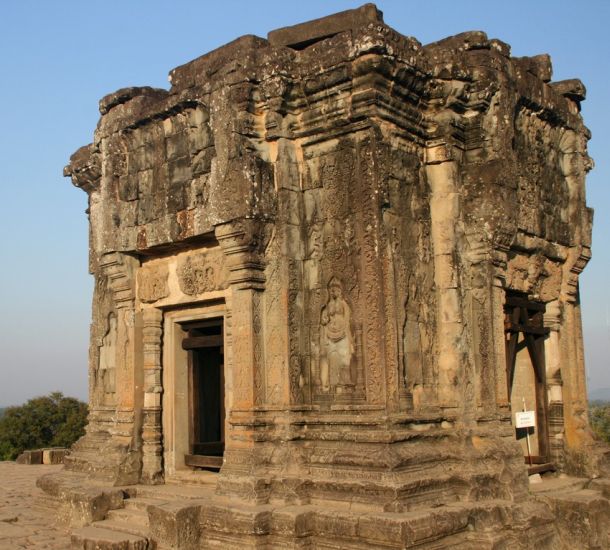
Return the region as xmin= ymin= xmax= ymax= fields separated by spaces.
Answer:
xmin=505 ymin=296 xmax=546 ymax=312
xmin=184 ymin=454 xmax=223 ymax=469
xmin=506 ymin=331 xmax=519 ymax=397
xmin=505 ymin=322 xmax=550 ymax=336
xmin=182 ymin=335 xmax=224 ymax=350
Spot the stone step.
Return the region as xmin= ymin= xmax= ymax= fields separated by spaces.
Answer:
xmin=124 ymin=496 xmax=169 ymax=511
xmin=71 ymin=525 xmax=149 ymax=550
xmin=135 ymin=483 xmax=215 ymax=501
xmin=94 ymin=518 xmax=150 ymax=538
xmin=529 ymin=475 xmax=589 ymax=495
xmin=165 ymin=469 xmax=218 ymax=487
xmin=67 ymin=448 xmax=125 ymax=463
xmin=106 ymin=507 xmax=149 ymax=526
xmin=551 ymin=487 xmax=607 ymax=503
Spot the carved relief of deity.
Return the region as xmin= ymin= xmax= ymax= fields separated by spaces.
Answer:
xmin=98 ymin=313 xmax=117 ymax=403
xmin=319 ymin=277 xmax=355 ymax=393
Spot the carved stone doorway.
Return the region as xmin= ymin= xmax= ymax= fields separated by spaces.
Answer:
xmin=182 ymin=319 xmax=225 ymax=470
xmin=504 ymin=293 xmax=552 ymax=472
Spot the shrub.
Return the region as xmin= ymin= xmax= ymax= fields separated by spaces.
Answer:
xmin=0 ymin=392 xmax=87 ymax=461
xmin=589 ymin=402 xmax=610 ymax=445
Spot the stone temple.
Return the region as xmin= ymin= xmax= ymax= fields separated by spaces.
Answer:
xmin=39 ymin=4 xmax=610 ymax=548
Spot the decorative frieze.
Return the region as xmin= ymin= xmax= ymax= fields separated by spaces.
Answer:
xmin=177 ymin=250 xmax=228 ymax=295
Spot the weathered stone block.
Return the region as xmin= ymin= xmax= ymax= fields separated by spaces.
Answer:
xmin=148 ymin=501 xmax=200 ymax=549
xmin=42 ymin=448 xmax=68 ymax=465
xmin=71 ymin=525 xmax=148 ymax=550
xmin=16 ymin=450 xmax=42 ymax=464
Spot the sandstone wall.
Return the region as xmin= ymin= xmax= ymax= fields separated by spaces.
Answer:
xmin=63 ymin=1 xmax=600 ymax=505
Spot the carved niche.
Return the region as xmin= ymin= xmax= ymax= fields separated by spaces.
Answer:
xmin=177 ymin=249 xmax=228 ymax=296
xmin=137 ymin=264 xmax=169 ymax=303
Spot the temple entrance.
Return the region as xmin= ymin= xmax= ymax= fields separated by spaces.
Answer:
xmin=504 ymin=293 xmax=552 ymax=472
xmin=182 ymin=319 xmax=224 ymax=469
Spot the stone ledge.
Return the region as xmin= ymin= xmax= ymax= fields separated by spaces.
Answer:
xmin=267 ymin=3 xmax=383 ymax=49
xmin=71 ymin=525 xmax=148 ymax=550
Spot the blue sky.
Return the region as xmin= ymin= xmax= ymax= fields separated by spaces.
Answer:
xmin=0 ymin=1 xmax=608 ymax=405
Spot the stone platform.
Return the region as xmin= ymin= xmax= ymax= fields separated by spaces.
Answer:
xmin=35 ymin=466 xmax=610 ymax=549
xmin=0 ymin=462 xmax=71 ymax=549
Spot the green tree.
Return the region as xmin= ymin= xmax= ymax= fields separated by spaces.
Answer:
xmin=589 ymin=402 xmax=610 ymax=445
xmin=0 ymin=392 xmax=88 ymax=460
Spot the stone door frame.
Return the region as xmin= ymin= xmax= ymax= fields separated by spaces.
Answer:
xmin=161 ymin=300 xmax=228 ymax=478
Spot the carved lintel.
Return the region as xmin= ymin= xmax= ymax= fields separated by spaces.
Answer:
xmin=177 ymin=250 xmax=228 ymax=296
xmin=100 ymin=252 xmax=138 ymax=308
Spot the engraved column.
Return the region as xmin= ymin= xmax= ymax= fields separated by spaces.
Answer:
xmin=141 ymin=307 xmax=163 ymax=484
xmin=544 ymin=300 xmax=565 ymax=467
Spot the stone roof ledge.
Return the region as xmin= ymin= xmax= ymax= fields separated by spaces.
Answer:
xmin=267 ymin=3 xmax=384 ymax=49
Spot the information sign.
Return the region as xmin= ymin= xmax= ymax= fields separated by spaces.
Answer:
xmin=515 ymin=410 xmax=536 ymax=428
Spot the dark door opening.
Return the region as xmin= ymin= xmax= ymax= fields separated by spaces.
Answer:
xmin=504 ymin=292 xmax=552 ymax=472
xmin=182 ymin=319 xmax=224 ymax=470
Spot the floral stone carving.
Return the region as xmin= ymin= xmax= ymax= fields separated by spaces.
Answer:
xmin=177 ymin=251 xmax=227 ymax=295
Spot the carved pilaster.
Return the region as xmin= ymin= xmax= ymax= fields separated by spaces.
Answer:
xmin=425 ymin=141 xmax=462 ymax=409
xmin=141 ymin=307 xmax=163 ymax=484
xmin=544 ymin=300 xmax=565 ymax=467
xmin=560 ymin=296 xmax=592 ymax=453
xmin=216 ymin=220 xmax=267 ymax=411
xmin=491 ymin=275 xmax=510 ymax=411
xmin=463 ymin=228 xmax=496 ymax=415
xmin=100 ymin=252 xmax=141 ymax=484
xmin=99 ymin=254 xmax=138 ymax=433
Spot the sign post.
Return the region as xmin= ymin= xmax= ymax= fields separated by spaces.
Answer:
xmin=515 ymin=398 xmax=536 ymax=466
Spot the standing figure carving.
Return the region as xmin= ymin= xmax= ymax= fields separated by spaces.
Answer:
xmin=320 ymin=277 xmax=354 ymax=393
xmin=98 ymin=313 xmax=117 ymax=402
